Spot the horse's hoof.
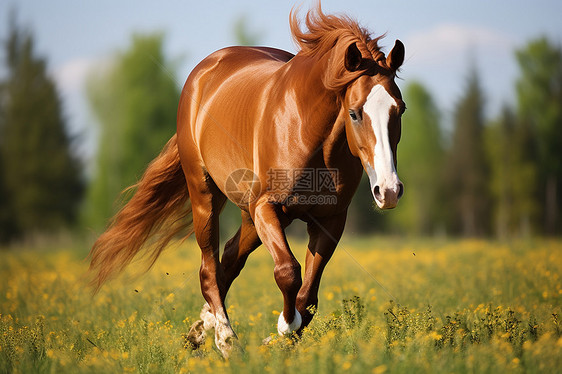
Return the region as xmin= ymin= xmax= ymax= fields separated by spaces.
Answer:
xmin=216 ymin=333 xmax=242 ymax=358
xmin=183 ymin=319 xmax=207 ymax=350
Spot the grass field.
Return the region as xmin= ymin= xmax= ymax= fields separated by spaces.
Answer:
xmin=1 ymin=236 xmax=561 ymax=373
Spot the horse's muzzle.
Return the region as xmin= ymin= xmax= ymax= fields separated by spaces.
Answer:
xmin=373 ymin=182 xmax=404 ymax=209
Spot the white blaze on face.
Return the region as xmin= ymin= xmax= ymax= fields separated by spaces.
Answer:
xmin=363 ymin=84 xmax=402 ymax=207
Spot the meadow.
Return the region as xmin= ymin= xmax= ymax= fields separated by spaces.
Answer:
xmin=1 ymin=235 xmax=561 ymax=373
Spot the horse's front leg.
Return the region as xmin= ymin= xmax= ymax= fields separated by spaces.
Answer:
xmin=296 ymin=211 xmax=347 ymax=329
xmin=253 ymin=201 xmax=303 ymax=336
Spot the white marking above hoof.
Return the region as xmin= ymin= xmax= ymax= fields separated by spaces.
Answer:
xmin=200 ymin=303 xmax=216 ymax=331
xmin=277 ymin=309 xmax=302 ymax=335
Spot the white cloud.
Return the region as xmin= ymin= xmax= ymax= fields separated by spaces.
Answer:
xmin=51 ymin=58 xmax=103 ymax=164
xmin=404 ymin=23 xmax=515 ymax=66
xmin=53 ymin=58 xmax=98 ymax=94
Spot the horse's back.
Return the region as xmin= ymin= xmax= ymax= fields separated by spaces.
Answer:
xmin=182 ymin=45 xmax=292 ymax=88
xmin=177 ymin=46 xmax=294 ymax=191
xmin=215 ymin=46 xmax=294 ymax=65
xmin=180 ymin=46 xmax=293 ymax=102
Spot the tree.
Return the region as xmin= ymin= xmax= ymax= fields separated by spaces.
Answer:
xmin=516 ymin=37 xmax=562 ymax=235
xmin=390 ymin=82 xmax=444 ymax=235
xmin=84 ymin=33 xmax=180 ymax=228
xmin=485 ymin=106 xmax=538 ymax=238
xmin=0 ymin=18 xmax=83 ymax=242
xmin=0 ymin=153 xmax=19 ymax=242
xmin=445 ymin=67 xmax=490 ymax=236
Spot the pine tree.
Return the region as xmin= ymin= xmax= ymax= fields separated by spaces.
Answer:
xmin=445 ymin=67 xmax=490 ymax=236
xmin=0 ymin=19 xmax=83 ymax=242
xmin=0 ymin=153 xmax=19 ymax=242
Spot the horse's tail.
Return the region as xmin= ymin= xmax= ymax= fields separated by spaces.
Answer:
xmin=88 ymin=134 xmax=193 ymax=293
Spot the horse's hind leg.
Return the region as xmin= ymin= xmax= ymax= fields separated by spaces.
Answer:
xmin=193 ymin=210 xmax=261 ymax=343
xmin=221 ymin=210 xmax=262 ymax=293
xmin=184 ymin=171 xmax=237 ymax=357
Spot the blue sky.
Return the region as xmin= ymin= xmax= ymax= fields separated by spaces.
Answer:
xmin=1 ymin=0 xmax=562 ymax=162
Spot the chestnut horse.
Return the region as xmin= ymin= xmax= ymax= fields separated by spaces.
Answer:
xmin=88 ymin=6 xmax=405 ymax=357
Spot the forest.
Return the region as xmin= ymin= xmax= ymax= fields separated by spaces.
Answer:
xmin=1 ymin=17 xmax=560 ymax=243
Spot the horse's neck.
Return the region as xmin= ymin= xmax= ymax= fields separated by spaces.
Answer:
xmin=287 ymin=55 xmax=356 ymax=159
xmin=265 ymin=54 xmax=363 ymax=201
xmin=324 ymin=114 xmax=359 ymax=167
xmin=284 ymin=54 xmax=341 ymax=129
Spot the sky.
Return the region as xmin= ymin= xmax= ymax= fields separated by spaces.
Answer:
xmin=1 ymin=0 xmax=562 ymax=163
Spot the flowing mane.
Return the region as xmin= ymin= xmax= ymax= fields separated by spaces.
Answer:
xmin=290 ymin=4 xmax=386 ymax=91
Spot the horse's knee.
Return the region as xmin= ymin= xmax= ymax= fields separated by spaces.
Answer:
xmin=273 ymin=261 xmax=302 ymax=295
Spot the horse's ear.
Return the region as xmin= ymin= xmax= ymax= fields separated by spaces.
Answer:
xmin=345 ymin=42 xmax=362 ymax=72
xmin=388 ymin=40 xmax=405 ymax=71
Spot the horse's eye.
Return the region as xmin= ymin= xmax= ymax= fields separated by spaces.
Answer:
xmin=349 ymin=109 xmax=360 ymax=122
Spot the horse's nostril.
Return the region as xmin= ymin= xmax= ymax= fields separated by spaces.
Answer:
xmin=373 ymin=185 xmax=383 ymax=201
xmin=397 ymin=183 xmax=404 ymax=199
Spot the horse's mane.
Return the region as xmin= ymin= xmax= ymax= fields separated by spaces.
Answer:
xmin=290 ymin=4 xmax=386 ymax=91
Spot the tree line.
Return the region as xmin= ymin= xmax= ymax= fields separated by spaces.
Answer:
xmin=1 ymin=19 xmax=561 ymax=244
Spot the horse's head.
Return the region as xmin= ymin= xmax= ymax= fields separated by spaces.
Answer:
xmin=289 ymin=6 xmax=405 ymax=209
xmin=343 ymin=40 xmax=405 ymax=209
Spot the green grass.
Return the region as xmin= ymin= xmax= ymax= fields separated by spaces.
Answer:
xmin=1 ymin=237 xmax=561 ymax=373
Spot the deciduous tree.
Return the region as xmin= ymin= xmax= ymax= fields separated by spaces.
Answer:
xmin=84 ymin=33 xmax=180 ymax=228
xmin=485 ymin=106 xmax=538 ymax=237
